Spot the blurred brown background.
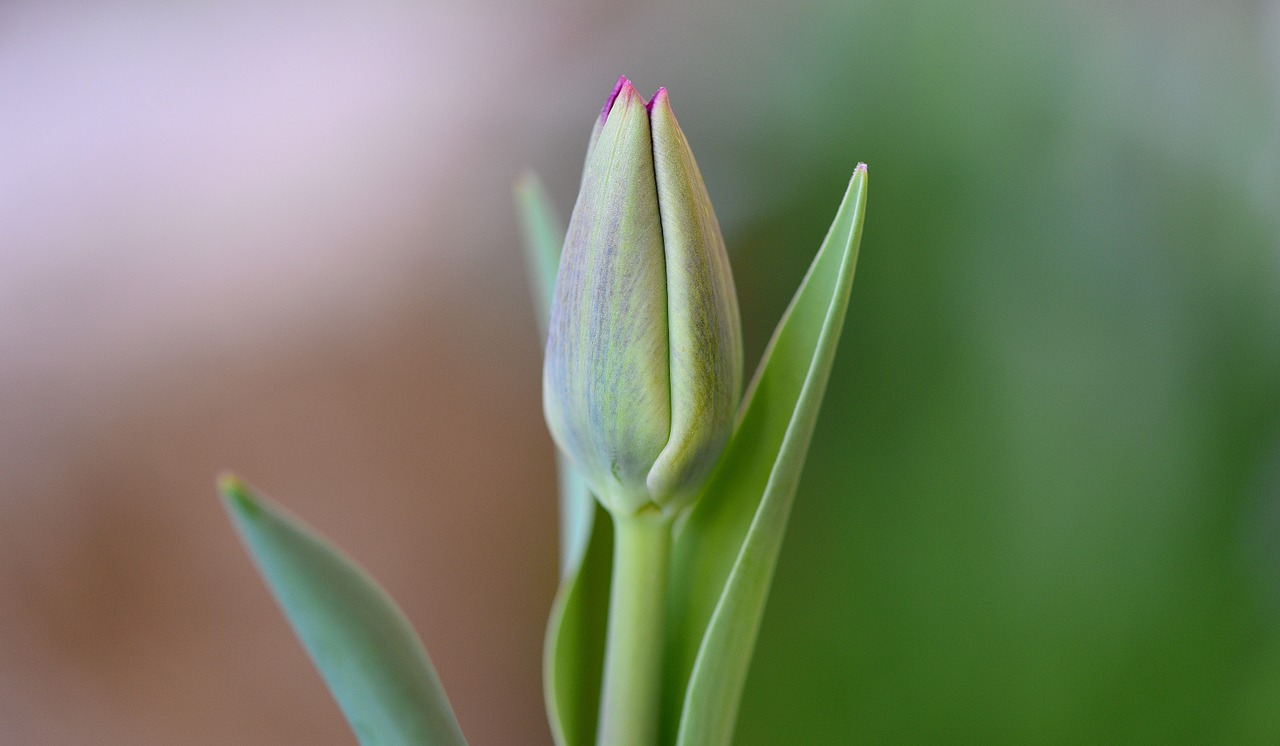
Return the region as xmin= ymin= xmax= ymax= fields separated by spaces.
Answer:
xmin=1 ymin=2 xmax=593 ymax=743
xmin=3 ymin=0 xmax=1279 ymax=744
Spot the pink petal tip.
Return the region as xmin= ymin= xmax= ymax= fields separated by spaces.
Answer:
xmin=600 ymin=75 xmax=630 ymax=124
xmin=646 ymin=87 xmax=668 ymax=112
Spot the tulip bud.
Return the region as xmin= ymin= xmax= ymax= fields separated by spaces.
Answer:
xmin=543 ymin=78 xmax=743 ymax=517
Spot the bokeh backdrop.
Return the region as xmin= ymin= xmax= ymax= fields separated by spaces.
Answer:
xmin=2 ymin=0 xmax=1278 ymax=743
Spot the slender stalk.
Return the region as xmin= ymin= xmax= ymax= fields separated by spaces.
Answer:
xmin=596 ymin=508 xmax=672 ymax=746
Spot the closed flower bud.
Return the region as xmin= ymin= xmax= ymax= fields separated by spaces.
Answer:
xmin=543 ymin=78 xmax=743 ymax=517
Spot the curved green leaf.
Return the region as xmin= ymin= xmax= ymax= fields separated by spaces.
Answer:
xmin=542 ymin=501 xmax=613 ymax=746
xmin=220 ymin=476 xmax=469 ymax=746
xmin=664 ymin=166 xmax=868 ymax=746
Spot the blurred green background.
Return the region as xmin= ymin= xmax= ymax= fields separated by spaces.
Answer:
xmin=704 ymin=2 xmax=1280 ymax=743
xmin=1 ymin=0 xmax=1276 ymax=743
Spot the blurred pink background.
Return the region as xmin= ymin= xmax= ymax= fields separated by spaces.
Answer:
xmin=0 ymin=1 xmax=690 ymax=742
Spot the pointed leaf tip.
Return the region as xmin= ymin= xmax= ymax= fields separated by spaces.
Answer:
xmin=513 ymin=169 xmax=538 ymax=194
xmin=219 ymin=478 xmax=469 ymax=746
xmin=217 ymin=471 xmax=243 ymax=494
xmin=218 ymin=473 xmax=260 ymax=517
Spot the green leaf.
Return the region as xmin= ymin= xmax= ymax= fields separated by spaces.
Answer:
xmin=513 ymin=172 xmax=610 ymax=746
xmin=514 ymin=171 xmax=564 ymax=342
xmin=220 ymin=476 xmax=469 ymax=746
xmin=543 ymin=501 xmax=613 ymax=746
xmin=664 ymin=166 xmax=868 ymax=746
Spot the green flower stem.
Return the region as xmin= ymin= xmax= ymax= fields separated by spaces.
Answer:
xmin=596 ymin=508 xmax=672 ymax=746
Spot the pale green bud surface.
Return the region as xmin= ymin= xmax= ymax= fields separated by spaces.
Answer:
xmin=543 ymin=78 xmax=743 ymax=516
